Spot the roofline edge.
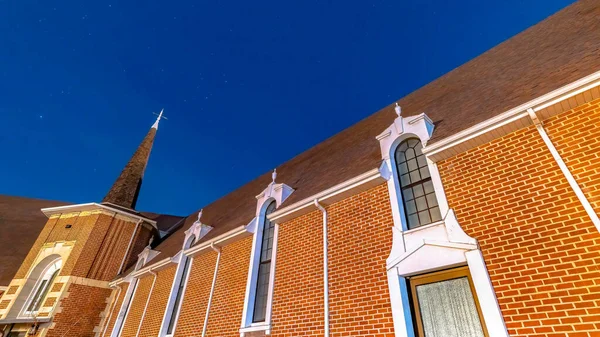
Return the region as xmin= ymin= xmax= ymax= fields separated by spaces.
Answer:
xmin=424 ymin=69 xmax=600 ymax=161
xmin=41 ymin=203 xmax=158 ymax=228
xmin=269 ymin=165 xmax=387 ymax=223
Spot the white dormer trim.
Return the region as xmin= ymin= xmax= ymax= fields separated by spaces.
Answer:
xmin=136 ymin=245 xmax=160 ymax=271
xmin=184 ymin=211 xmax=214 ymax=248
xmin=376 ymin=111 xmax=435 ymax=158
xmin=376 ymin=111 xmax=449 ymax=233
xmin=255 ymin=184 xmax=294 ymax=215
xmin=240 ymin=172 xmax=293 ymax=335
xmin=377 ymin=109 xmax=508 ymax=337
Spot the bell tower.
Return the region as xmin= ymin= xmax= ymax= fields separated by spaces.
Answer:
xmin=0 ymin=112 xmax=166 ymax=337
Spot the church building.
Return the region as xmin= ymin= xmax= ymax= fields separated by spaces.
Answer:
xmin=1 ymin=1 xmax=599 ymax=336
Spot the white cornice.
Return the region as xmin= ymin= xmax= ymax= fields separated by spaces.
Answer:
xmin=184 ymin=224 xmax=252 ymax=257
xmin=269 ymin=163 xmax=387 ymax=223
xmin=41 ymin=203 xmax=157 ymax=228
xmin=423 ymin=70 xmax=600 ymax=161
xmin=129 ymin=257 xmax=173 ymax=278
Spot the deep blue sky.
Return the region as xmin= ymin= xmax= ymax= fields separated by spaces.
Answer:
xmin=0 ymin=0 xmax=575 ymax=216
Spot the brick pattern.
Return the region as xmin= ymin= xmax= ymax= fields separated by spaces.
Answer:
xmin=136 ymin=266 xmax=176 ymax=337
xmin=6 ymin=286 xmax=19 ymax=295
xmin=0 ymin=300 xmax=10 ymax=310
xmin=14 ymin=216 xmax=60 ymax=279
xmin=87 ymin=218 xmax=142 ymax=281
xmin=70 ymin=213 xmax=119 ymax=278
xmin=120 ymin=276 xmax=153 ymax=337
xmin=51 ymin=282 xmax=64 ymax=293
xmin=8 ymin=208 xmax=152 ymax=337
xmin=271 ymin=184 xmax=394 ymax=337
xmin=544 ymin=97 xmax=600 ymax=218
xmin=101 ymin=284 xmax=128 ymax=337
xmin=61 ymin=213 xmax=103 ymax=277
xmin=43 ymin=296 xmax=57 ymax=308
xmin=438 ymin=124 xmax=600 ymax=337
xmin=173 ymin=250 xmax=218 ymax=337
xmin=327 ymin=184 xmax=395 ymax=336
xmin=204 ymin=237 xmax=252 ymax=337
xmin=109 ymin=236 xmax=252 ymax=337
xmin=271 ymin=208 xmax=324 ymax=337
xmin=123 ymin=225 xmax=153 ymax=274
xmin=45 ymin=283 xmax=112 ymax=337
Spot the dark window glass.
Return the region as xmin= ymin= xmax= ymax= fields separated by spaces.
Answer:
xmin=395 ymin=138 xmax=441 ymax=229
xmin=252 ymin=201 xmax=277 ymax=323
xmin=28 ymin=268 xmax=60 ymax=312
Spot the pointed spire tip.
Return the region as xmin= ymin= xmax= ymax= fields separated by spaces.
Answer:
xmin=152 ymin=109 xmax=164 ymax=129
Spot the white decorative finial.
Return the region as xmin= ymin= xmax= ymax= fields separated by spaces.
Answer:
xmin=197 ymin=209 xmax=203 ymax=222
xmin=394 ymin=103 xmax=401 ymax=117
xmin=272 ymin=168 xmax=277 ymax=183
xmin=152 ymin=109 xmax=167 ymax=129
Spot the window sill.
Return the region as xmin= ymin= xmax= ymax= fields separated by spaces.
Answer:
xmin=239 ymin=322 xmax=271 ymax=334
xmin=403 ymin=220 xmax=445 ymax=234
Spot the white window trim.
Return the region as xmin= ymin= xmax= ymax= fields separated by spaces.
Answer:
xmin=240 ymin=173 xmax=292 ymax=335
xmin=239 ymin=222 xmax=279 ymax=336
xmin=111 ymin=278 xmax=139 ymax=337
xmin=377 ymin=109 xmax=508 ymax=337
xmin=158 ymin=234 xmax=198 ymax=337
xmin=19 ymin=259 xmax=62 ymax=318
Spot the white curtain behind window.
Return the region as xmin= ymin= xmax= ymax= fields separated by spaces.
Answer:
xmin=416 ymin=277 xmax=485 ymax=337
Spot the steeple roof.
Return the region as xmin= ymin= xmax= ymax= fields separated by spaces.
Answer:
xmin=102 ymin=111 xmax=164 ymax=209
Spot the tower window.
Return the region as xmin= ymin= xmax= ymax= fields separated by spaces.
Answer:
xmin=395 ymin=138 xmax=441 ymax=229
xmin=25 ymin=260 xmax=61 ymax=314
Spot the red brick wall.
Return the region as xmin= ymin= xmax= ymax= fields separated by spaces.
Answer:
xmin=13 ymin=216 xmax=60 ymax=279
xmin=15 ymin=212 xmax=149 ymax=282
xmin=271 ymin=183 xmax=395 ymax=337
xmin=438 ymin=124 xmax=600 ymax=336
xmin=123 ymin=226 xmax=154 ymax=274
xmin=87 ymin=218 xmax=138 ymax=280
xmin=173 ymin=250 xmax=218 ymax=337
xmin=14 ymin=214 xmax=89 ymax=279
xmin=120 ymin=276 xmax=153 ymax=337
xmin=45 ymin=283 xmax=112 ymax=337
xmin=544 ymin=98 xmax=600 ymax=218
xmin=271 ymin=208 xmax=324 ymax=337
xmin=137 ymin=266 xmax=176 ymax=337
xmin=204 ymin=237 xmax=252 ymax=337
xmin=100 ymin=284 xmax=128 ymax=337
xmin=104 ymin=239 xmax=251 ymax=337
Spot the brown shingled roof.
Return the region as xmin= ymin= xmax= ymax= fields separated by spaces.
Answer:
xmin=0 ymin=195 xmax=69 ymax=286
xmin=147 ymin=1 xmax=600 ymax=263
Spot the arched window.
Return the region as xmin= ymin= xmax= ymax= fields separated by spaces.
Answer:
xmin=252 ymin=201 xmax=277 ymax=323
xmin=165 ymin=235 xmax=196 ymax=336
xmin=25 ymin=259 xmax=61 ymax=315
xmin=395 ymin=138 xmax=441 ymax=229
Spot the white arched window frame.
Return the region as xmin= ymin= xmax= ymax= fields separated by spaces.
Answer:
xmin=376 ymin=108 xmax=509 ymax=337
xmin=159 ymin=234 xmax=196 ymax=337
xmin=240 ymin=172 xmax=292 ymax=335
xmin=158 ymin=211 xmax=213 ymax=337
xmin=21 ymin=259 xmax=62 ymax=317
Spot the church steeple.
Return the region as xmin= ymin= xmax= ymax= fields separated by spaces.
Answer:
xmin=102 ymin=110 xmax=165 ymax=209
